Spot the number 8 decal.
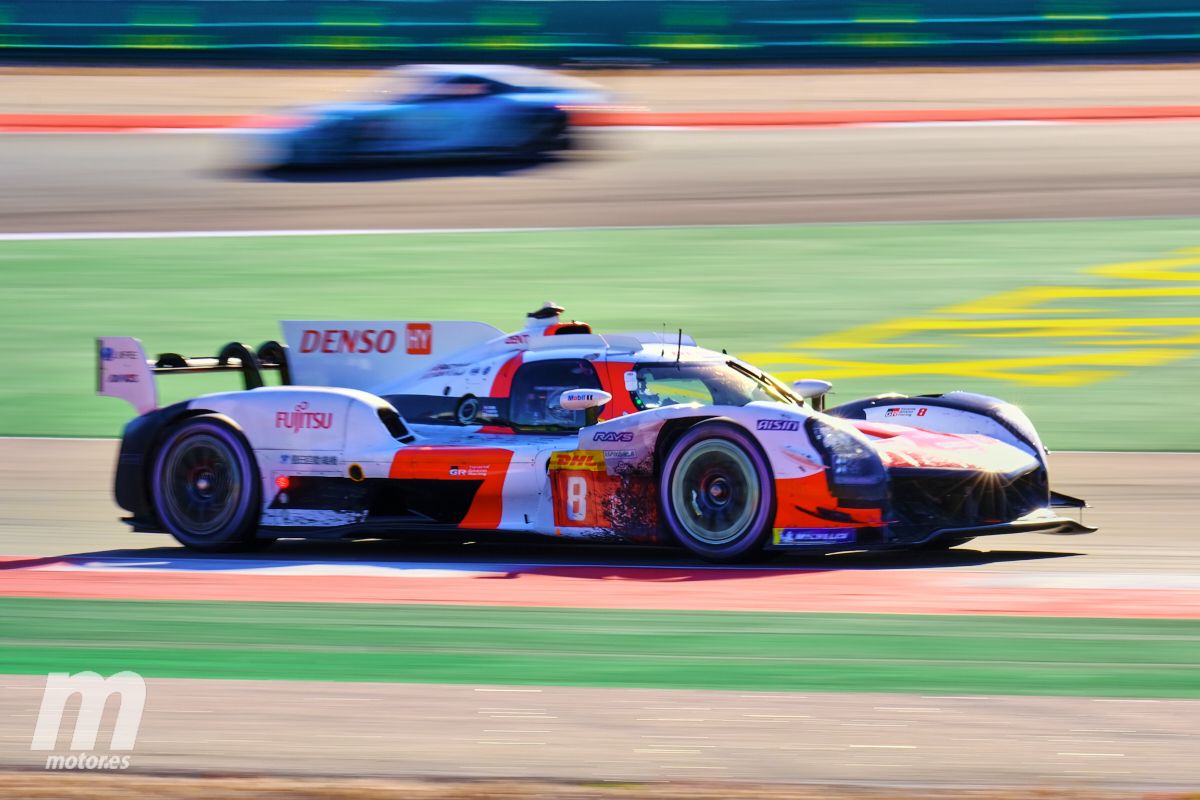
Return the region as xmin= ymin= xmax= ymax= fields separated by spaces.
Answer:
xmin=566 ymin=476 xmax=587 ymax=522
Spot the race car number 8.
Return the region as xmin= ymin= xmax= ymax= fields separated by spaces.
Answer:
xmin=566 ymin=476 xmax=587 ymax=522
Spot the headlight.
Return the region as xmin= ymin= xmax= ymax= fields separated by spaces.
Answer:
xmin=806 ymin=418 xmax=886 ymax=496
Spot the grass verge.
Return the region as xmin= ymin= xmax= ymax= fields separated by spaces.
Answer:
xmin=1 ymin=599 xmax=1197 ymax=698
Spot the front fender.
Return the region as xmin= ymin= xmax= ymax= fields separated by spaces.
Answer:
xmin=828 ymin=391 xmax=1047 ymax=464
xmin=580 ymin=402 xmax=828 ymax=482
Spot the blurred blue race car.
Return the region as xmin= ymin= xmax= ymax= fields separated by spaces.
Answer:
xmin=251 ymin=64 xmax=609 ymax=167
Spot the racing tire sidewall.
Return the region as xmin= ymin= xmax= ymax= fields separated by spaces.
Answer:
xmin=659 ymin=420 xmax=775 ymax=563
xmin=151 ymin=416 xmax=262 ymax=552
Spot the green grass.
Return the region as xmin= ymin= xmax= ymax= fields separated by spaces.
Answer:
xmin=1 ymin=219 xmax=1198 ymax=448
xmin=1 ymin=599 xmax=1197 ymax=697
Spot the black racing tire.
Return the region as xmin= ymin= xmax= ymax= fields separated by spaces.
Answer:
xmin=150 ymin=415 xmax=268 ymax=552
xmin=659 ymin=420 xmax=775 ymax=563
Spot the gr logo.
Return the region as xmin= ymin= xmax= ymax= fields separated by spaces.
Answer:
xmin=32 ymin=671 xmax=146 ymax=754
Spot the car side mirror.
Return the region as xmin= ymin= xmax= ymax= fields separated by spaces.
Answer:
xmin=559 ymin=388 xmax=612 ymax=427
xmin=559 ymin=389 xmax=612 ymax=411
xmin=791 ymin=379 xmax=832 ymax=412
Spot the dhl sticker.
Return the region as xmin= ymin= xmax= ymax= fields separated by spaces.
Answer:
xmin=549 ymin=450 xmax=607 ymax=472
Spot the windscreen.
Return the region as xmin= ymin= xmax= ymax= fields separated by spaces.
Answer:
xmin=628 ymin=362 xmax=797 ymax=411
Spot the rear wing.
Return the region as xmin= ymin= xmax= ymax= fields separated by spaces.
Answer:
xmin=97 ymin=336 xmax=289 ymax=415
xmin=98 ymin=321 xmax=503 ymax=414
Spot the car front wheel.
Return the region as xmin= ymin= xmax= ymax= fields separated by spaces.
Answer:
xmin=659 ymin=420 xmax=775 ymax=563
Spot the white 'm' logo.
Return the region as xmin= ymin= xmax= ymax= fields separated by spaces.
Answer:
xmin=31 ymin=671 xmax=146 ymax=751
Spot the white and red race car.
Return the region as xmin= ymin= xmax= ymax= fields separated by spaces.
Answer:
xmin=97 ymin=303 xmax=1093 ymax=562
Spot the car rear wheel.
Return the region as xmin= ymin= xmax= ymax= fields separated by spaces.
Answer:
xmin=659 ymin=420 xmax=774 ymax=562
xmin=151 ymin=416 xmax=268 ymax=552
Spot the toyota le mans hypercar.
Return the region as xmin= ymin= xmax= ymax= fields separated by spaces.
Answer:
xmin=97 ymin=303 xmax=1093 ymax=562
xmin=249 ymin=64 xmax=608 ymax=168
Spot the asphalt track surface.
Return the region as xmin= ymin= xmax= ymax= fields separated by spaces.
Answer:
xmin=3 ymin=675 xmax=1197 ymax=789
xmin=6 ymin=65 xmax=1200 ymax=115
xmin=2 ymin=122 xmax=1200 ymax=232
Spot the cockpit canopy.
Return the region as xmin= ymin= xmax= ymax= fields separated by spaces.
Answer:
xmin=389 ymin=356 xmax=798 ymax=433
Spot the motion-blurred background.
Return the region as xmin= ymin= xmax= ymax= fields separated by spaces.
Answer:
xmin=1 ymin=1 xmax=1198 ymax=798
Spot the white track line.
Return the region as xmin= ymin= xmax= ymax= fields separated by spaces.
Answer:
xmin=2 ymin=215 xmax=1199 ymax=242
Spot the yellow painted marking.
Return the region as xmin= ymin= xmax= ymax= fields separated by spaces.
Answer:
xmin=947 ymin=286 xmax=1200 ymax=315
xmin=1076 ymin=335 xmax=1200 ymax=346
xmin=456 ymin=35 xmax=563 ymax=50
xmin=753 ymin=246 xmax=1200 ymax=388
xmin=762 ymin=350 xmax=1184 ymax=385
xmin=831 ymin=32 xmax=931 ymax=47
xmin=1088 ymin=255 xmax=1200 ymax=282
xmin=104 ymin=33 xmax=209 ymax=49
xmin=1018 ymin=29 xmax=1115 ymax=44
xmin=636 ymin=34 xmax=755 ymax=50
xmin=290 ymin=35 xmax=403 ymax=49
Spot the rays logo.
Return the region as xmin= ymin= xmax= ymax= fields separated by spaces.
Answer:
xmin=756 ymin=419 xmax=800 ymax=431
xmin=274 ymin=402 xmax=335 ymax=434
xmin=592 ymin=431 xmax=634 ymax=443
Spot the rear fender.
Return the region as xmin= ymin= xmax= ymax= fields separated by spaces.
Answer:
xmin=186 ymin=387 xmax=413 ymax=508
xmin=113 ymin=401 xmax=200 ymax=526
